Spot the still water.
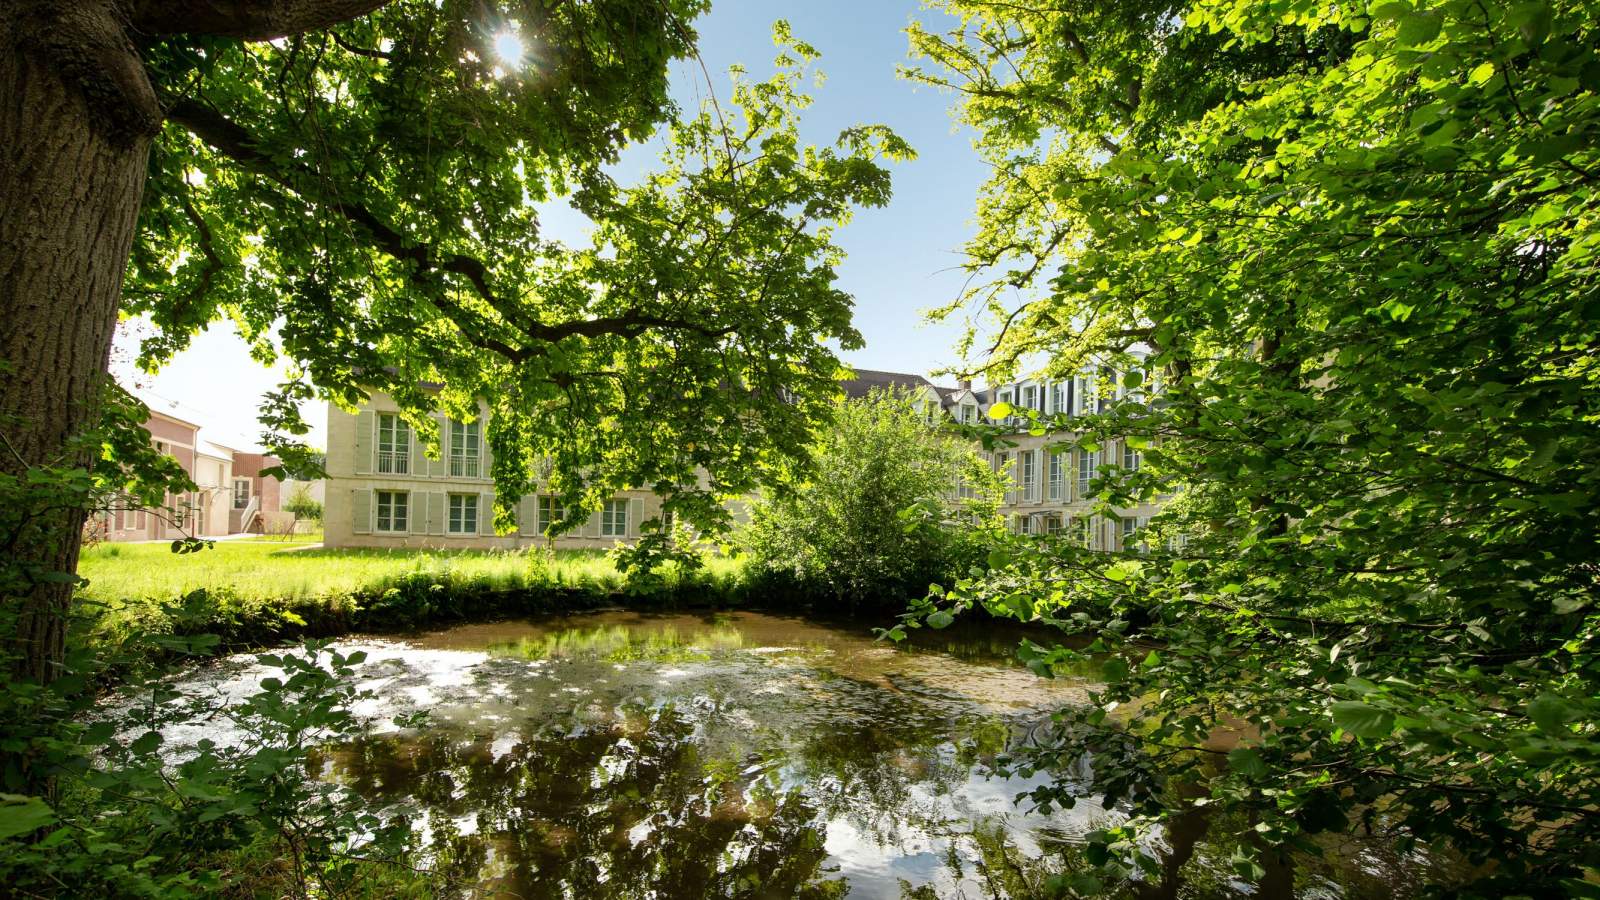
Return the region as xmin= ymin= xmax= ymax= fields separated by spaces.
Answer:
xmin=150 ymin=610 xmax=1442 ymax=898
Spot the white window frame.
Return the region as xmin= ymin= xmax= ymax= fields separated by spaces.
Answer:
xmin=447 ymin=493 xmax=477 ymax=535
xmin=376 ymin=490 xmax=409 ymax=533
xmin=600 ymin=499 xmax=629 ymax=538
xmin=1047 ymin=452 xmax=1064 ymax=501
xmin=1078 ymin=449 xmax=1099 ymax=498
xmin=449 ymin=419 xmax=481 ymax=478
xmin=537 ymin=495 xmax=565 ymax=534
xmin=377 ymin=413 xmax=410 ymax=475
xmin=1021 ymin=449 xmax=1039 ymax=502
xmin=1123 ymin=443 xmax=1141 ymax=470
xmin=1050 ymin=383 xmax=1066 ymax=415
xmin=232 ymin=478 xmax=251 ymax=509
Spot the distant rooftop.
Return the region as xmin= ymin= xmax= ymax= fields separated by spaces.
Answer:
xmin=839 ymin=368 xmax=956 ymax=400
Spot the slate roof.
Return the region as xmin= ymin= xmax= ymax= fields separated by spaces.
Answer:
xmin=839 ymin=368 xmax=959 ymax=402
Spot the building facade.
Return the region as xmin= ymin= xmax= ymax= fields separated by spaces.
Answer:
xmin=323 ymin=390 xmax=666 ymax=550
xmin=89 ymin=406 xmax=290 ymax=542
xmin=323 ymin=365 xmax=1163 ymax=553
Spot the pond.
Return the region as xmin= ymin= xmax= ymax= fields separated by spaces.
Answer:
xmin=143 ymin=610 xmax=1446 ymax=898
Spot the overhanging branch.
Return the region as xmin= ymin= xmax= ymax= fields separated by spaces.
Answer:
xmin=167 ymin=99 xmax=737 ymax=359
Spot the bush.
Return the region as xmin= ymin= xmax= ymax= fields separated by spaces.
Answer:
xmin=282 ymin=485 xmax=322 ymax=524
xmin=739 ymin=389 xmax=1003 ymax=611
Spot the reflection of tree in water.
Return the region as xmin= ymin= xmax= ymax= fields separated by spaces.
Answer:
xmin=319 ymin=703 xmax=848 ymax=899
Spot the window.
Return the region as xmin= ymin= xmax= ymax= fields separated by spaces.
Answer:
xmin=232 ymin=478 xmax=251 ymax=509
xmin=376 ymin=490 xmax=408 ymax=532
xmin=377 ymin=414 xmax=410 ymax=474
xmin=448 ymin=493 xmax=478 ymax=534
xmin=1048 ymin=452 xmax=1065 ymax=501
xmin=601 ymin=499 xmax=629 ymax=538
xmin=1122 ymin=442 xmax=1141 ymax=471
xmin=960 ymin=403 xmax=977 ymax=424
xmin=1121 ymin=516 xmax=1149 ymax=553
xmin=995 ymin=451 xmax=1013 ymax=503
xmin=1078 ymin=449 xmax=1100 ymax=498
xmin=1021 ymin=450 xmax=1039 ymax=502
xmin=1050 ymin=383 xmax=1066 ymax=415
xmin=537 ymin=495 xmax=565 ymax=534
xmin=1013 ymin=515 xmax=1032 ymax=535
xmin=1021 ymin=385 xmax=1037 ymax=412
xmin=995 ymin=390 xmax=1012 ymax=422
xmin=1044 ymin=513 xmax=1063 ymax=534
xmin=449 ymin=419 xmax=481 ymax=477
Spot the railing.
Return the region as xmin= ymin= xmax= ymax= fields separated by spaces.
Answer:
xmin=449 ymin=455 xmax=480 ymax=478
xmin=229 ymin=495 xmax=259 ymax=533
xmin=377 ymin=450 xmax=409 ymax=474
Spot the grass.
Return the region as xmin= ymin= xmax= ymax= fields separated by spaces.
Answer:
xmin=74 ymin=540 xmax=747 ymax=652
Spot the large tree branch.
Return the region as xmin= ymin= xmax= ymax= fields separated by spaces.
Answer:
xmin=166 ymin=99 xmax=736 ymax=358
xmin=129 ymin=0 xmax=395 ymax=40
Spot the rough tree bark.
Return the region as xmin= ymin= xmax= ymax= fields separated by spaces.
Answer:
xmin=0 ymin=1 xmax=161 ymax=684
xmin=0 ymin=0 xmax=392 ymax=685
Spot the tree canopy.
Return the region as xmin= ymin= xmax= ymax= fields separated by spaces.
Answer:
xmin=903 ymin=0 xmax=1600 ymax=892
xmin=124 ymin=4 xmax=909 ymax=541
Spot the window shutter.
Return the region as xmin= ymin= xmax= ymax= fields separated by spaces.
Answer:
xmin=479 ymin=425 xmax=493 ymax=482
xmin=517 ymin=494 xmax=539 ymax=536
xmin=583 ymin=508 xmax=600 ymax=538
xmin=478 ymin=492 xmax=494 ymax=535
xmin=354 ymin=411 xmax=374 ymax=475
xmin=629 ymin=496 xmax=644 ymax=539
xmin=428 ymin=491 xmax=445 ymax=536
xmin=427 ymin=417 xmax=445 ymax=478
xmin=352 ymin=489 xmax=372 ymax=534
xmin=412 ymin=421 xmax=430 ymax=479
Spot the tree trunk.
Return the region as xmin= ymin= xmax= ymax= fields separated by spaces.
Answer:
xmin=0 ymin=4 xmax=158 ymax=684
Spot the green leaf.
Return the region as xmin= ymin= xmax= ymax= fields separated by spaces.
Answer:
xmin=1101 ymin=657 xmax=1129 ymax=682
xmin=0 ymin=794 xmax=56 ymax=840
xmin=1527 ymin=693 xmax=1580 ymax=734
xmin=926 ymin=610 xmax=955 ymax=629
xmin=1396 ymin=12 xmax=1442 ymax=46
xmin=1228 ymin=747 xmax=1268 ymax=779
xmin=1330 ymin=701 xmax=1395 ymax=739
xmin=986 ymin=401 xmax=1013 ymax=420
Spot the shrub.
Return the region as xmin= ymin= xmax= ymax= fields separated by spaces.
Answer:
xmin=282 ymin=485 xmax=322 ymax=524
xmin=739 ymin=389 xmax=1003 ymax=611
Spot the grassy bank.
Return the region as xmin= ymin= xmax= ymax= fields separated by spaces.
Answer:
xmin=75 ymin=541 xmax=747 ymax=653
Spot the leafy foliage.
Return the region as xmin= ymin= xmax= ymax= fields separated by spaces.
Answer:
xmin=127 ymin=7 xmax=909 ymax=547
xmin=906 ymin=0 xmax=1600 ymax=894
xmin=282 ymin=485 xmax=323 ymax=524
xmin=1 ymin=640 xmax=438 ymax=897
xmin=741 ymin=389 xmax=1004 ymax=610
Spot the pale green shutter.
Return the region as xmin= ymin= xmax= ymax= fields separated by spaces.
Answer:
xmin=479 ymin=424 xmax=493 ymax=481
xmin=409 ymin=490 xmax=427 ymax=534
xmin=628 ymin=497 xmax=644 ymax=539
xmin=354 ymin=412 xmax=374 ymax=475
xmin=431 ymin=416 xmax=448 ymax=478
xmin=408 ymin=419 xmax=426 ymax=478
xmin=428 ymin=491 xmax=445 ymax=536
xmin=518 ymin=494 xmax=538 ymax=536
xmin=478 ymin=492 xmax=494 ymax=535
xmin=352 ymin=489 xmax=372 ymax=534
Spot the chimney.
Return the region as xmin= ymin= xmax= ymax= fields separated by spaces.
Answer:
xmin=959 ymin=379 xmax=972 ymax=391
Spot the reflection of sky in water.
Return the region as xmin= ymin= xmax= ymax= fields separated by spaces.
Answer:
xmin=127 ymin=611 xmax=1445 ymax=899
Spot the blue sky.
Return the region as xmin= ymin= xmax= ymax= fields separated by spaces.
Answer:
xmin=119 ymin=1 xmax=990 ymax=450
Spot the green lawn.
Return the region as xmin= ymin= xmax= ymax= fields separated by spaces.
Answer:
xmin=75 ymin=540 xmax=744 ymax=648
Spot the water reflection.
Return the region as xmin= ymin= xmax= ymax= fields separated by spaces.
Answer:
xmin=147 ymin=611 xmax=1444 ymax=897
